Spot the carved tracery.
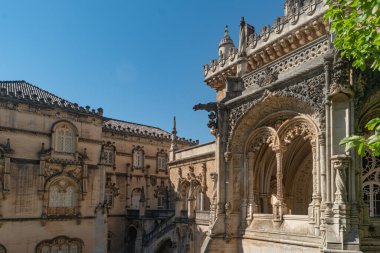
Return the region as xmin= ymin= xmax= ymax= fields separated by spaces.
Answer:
xmin=35 ymin=236 xmax=83 ymax=253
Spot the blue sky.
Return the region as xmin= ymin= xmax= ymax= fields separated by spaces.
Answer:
xmin=0 ymin=1 xmax=283 ymax=143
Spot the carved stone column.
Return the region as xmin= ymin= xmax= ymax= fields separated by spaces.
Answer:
xmin=82 ymin=163 xmax=88 ymax=195
xmin=274 ymin=150 xmax=286 ymax=222
xmin=332 ymin=155 xmax=350 ymax=204
xmin=319 ymin=133 xmax=327 ymax=205
xmin=309 ymin=140 xmax=321 ymax=233
xmin=246 ymin=152 xmax=255 ymax=223
xmin=209 ymin=172 xmax=218 ymax=226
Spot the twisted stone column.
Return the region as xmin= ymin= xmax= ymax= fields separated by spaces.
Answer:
xmin=331 ymin=155 xmax=350 ymax=204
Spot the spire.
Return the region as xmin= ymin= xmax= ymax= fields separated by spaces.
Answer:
xmin=224 ymin=25 xmax=229 ymax=36
xmin=170 ymin=116 xmax=178 ymax=162
xmin=172 ymin=116 xmax=177 ymax=135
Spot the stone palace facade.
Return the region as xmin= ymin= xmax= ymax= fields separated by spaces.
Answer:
xmin=0 ymin=81 xmax=196 ymax=253
xmin=1 ymin=0 xmax=380 ymax=252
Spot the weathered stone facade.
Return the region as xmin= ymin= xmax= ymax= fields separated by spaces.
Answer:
xmin=2 ymin=0 xmax=380 ymax=252
xmin=0 ymin=81 xmax=196 ymax=253
xmin=166 ymin=0 xmax=380 ymax=252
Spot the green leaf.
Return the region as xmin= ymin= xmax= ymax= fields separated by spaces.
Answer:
xmin=367 ymin=134 xmax=380 ymax=145
xmin=339 ymin=135 xmax=363 ymax=145
xmin=358 ymin=142 xmax=365 ymax=156
xmin=366 ymin=118 xmax=380 ymax=130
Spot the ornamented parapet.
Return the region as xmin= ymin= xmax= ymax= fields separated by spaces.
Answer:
xmin=203 ymin=0 xmax=327 ymax=91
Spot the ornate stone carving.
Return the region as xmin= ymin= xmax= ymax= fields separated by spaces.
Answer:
xmin=260 ymin=25 xmax=270 ymax=42
xmin=331 ymin=155 xmax=350 ymax=204
xmin=229 ymin=72 xmax=326 ymax=144
xmin=248 ymin=32 xmax=258 ymax=49
xmin=283 ymin=122 xmax=314 ymax=144
xmin=256 ymin=67 xmax=279 ymax=87
xmin=329 ymin=52 xmax=353 ymax=97
xmin=243 ymin=39 xmax=329 ymax=89
xmin=247 ymin=131 xmax=274 ymax=153
xmin=273 ymin=17 xmax=285 ymax=34
xmin=193 ymin=102 xmax=218 ymax=135
xmin=105 ymin=176 xmax=119 ymax=197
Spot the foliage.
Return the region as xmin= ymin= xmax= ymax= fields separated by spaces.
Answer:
xmin=325 ymin=0 xmax=380 ymax=71
xmin=340 ymin=118 xmax=380 ymax=156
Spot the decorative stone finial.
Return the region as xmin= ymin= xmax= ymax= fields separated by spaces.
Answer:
xmin=219 ymin=24 xmax=235 ymax=57
xmin=238 ymin=16 xmax=247 ymax=56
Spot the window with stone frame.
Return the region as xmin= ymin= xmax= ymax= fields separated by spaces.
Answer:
xmin=132 ymin=146 xmax=144 ymax=169
xmin=157 ymin=192 xmax=166 ymax=209
xmin=157 ymin=151 xmax=167 ymax=171
xmin=47 ymin=178 xmax=78 ymax=216
xmin=154 ymin=181 xmax=168 ymax=209
xmin=36 ymin=236 xmax=82 ymax=253
xmin=362 ymin=152 xmax=380 ymax=218
xmin=103 ymin=149 xmax=114 ymax=166
xmin=54 ymin=123 xmax=76 ymax=153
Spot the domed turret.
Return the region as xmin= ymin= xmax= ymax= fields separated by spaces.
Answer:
xmin=218 ymin=25 xmax=235 ymax=58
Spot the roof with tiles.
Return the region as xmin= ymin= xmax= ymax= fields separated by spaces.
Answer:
xmin=0 ymin=81 xmax=198 ymax=145
xmin=103 ymin=119 xmax=198 ymax=145
xmin=0 ymin=80 xmax=103 ymax=116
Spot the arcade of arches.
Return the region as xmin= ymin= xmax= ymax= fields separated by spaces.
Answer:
xmin=229 ymin=112 xmax=321 ymax=221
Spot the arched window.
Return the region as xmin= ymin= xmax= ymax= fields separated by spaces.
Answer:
xmin=47 ymin=178 xmax=78 ymax=216
xmin=36 ymin=236 xmax=82 ymax=253
xmin=132 ymin=146 xmax=144 ymax=169
xmin=362 ymin=153 xmax=380 ymax=217
xmin=131 ymin=188 xmax=141 ymax=209
xmin=53 ymin=122 xmax=77 ymax=153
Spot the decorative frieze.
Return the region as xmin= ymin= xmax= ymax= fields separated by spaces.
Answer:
xmin=243 ymin=39 xmax=329 ymax=89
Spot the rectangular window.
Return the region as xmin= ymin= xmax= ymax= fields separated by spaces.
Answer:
xmin=133 ymin=150 xmax=143 ymax=168
xmin=157 ymin=155 xmax=167 ymax=170
xmin=104 ymin=149 xmax=114 ymax=165
xmin=56 ymin=128 xmax=74 ymax=153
